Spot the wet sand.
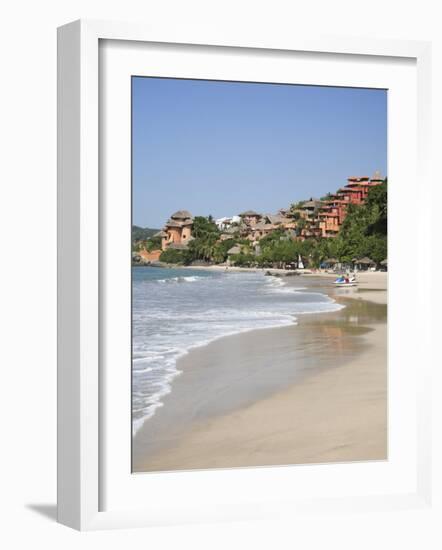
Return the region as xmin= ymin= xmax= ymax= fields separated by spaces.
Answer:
xmin=133 ymin=274 xmax=387 ymax=473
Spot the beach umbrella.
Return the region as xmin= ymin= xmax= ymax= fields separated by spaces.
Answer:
xmin=357 ymin=257 xmax=375 ymax=265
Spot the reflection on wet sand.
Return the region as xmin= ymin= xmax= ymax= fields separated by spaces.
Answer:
xmin=133 ymin=275 xmax=387 ymax=472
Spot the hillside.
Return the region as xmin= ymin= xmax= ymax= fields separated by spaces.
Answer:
xmin=132 ymin=225 xmax=159 ymax=242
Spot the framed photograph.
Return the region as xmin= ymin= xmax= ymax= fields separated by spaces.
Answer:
xmin=57 ymin=20 xmax=433 ymax=530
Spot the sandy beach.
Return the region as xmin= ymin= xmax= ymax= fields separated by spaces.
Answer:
xmin=133 ymin=271 xmax=387 ymax=473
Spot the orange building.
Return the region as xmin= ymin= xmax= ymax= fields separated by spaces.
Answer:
xmin=304 ymin=171 xmax=385 ymax=239
xmin=337 ymin=172 xmax=384 ymax=205
xmin=318 ymin=205 xmax=340 ymax=237
xmin=159 ymin=210 xmax=193 ymax=250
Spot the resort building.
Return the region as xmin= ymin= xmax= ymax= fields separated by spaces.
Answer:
xmin=142 ymin=170 xmax=385 ymax=261
xmin=249 ymin=221 xmax=277 ymax=241
xmin=262 ymin=213 xmax=294 ymax=227
xmin=315 ymin=171 xmax=385 ymax=237
xmin=216 ymin=171 xmax=385 ymax=246
xmin=219 ymin=226 xmax=239 ymax=241
xmin=299 ymin=199 xmax=324 ymax=216
xmin=239 ymin=211 xmax=296 ymax=242
xmin=215 ymin=215 xmax=241 ymax=230
xmin=317 ymin=206 xmax=340 ymax=237
xmin=158 ymin=210 xmax=194 ymax=250
xmin=240 ymin=210 xmax=262 ymax=226
xmin=336 ymin=172 xmax=384 ymax=206
xmin=298 ymin=225 xmax=323 ymax=241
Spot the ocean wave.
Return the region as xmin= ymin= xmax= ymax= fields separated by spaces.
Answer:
xmin=132 ymin=268 xmax=345 ymax=434
xmin=132 ymin=314 xmax=297 ymax=435
xmin=157 ymin=275 xmax=203 ymax=283
xmin=264 ymin=275 xmax=309 ymax=294
xmin=267 ymin=285 xmax=308 ymax=294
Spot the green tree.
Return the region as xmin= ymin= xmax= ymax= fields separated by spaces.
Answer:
xmin=211 ymin=239 xmax=236 ymax=263
xmin=186 ymin=216 xmax=221 ymax=263
xmin=145 ymin=236 xmax=162 ymax=251
xmin=256 ymin=235 xmax=300 ymax=268
xmin=320 ymin=192 xmax=333 ymax=201
xmin=334 ymin=180 xmax=388 ymax=263
xmin=289 ymin=201 xmax=305 ymax=214
xmin=159 ymin=248 xmax=188 ymax=264
xmin=230 ymin=253 xmax=256 ymax=267
xmin=191 ymin=216 xmax=219 ymax=239
xmin=295 ymin=218 xmax=307 ymax=236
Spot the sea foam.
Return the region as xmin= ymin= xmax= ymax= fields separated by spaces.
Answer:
xmin=132 ymin=267 xmax=342 ymax=434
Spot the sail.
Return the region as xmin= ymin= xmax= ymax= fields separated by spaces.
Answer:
xmin=298 ymin=254 xmax=304 ymax=269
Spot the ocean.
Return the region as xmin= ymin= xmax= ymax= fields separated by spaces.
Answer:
xmin=132 ymin=266 xmax=342 ymax=434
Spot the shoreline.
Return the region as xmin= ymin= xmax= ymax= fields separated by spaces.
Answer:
xmin=141 ymin=262 xmax=388 ymax=293
xmin=136 ymin=263 xmax=388 ymax=304
xmin=133 ymin=274 xmax=387 ymax=472
xmin=135 ymin=322 xmax=386 ymax=472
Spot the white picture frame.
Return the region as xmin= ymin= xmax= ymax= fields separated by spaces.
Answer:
xmin=57 ymin=19 xmax=433 ymax=531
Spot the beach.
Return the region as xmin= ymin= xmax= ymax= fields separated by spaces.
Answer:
xmin=132 ymin=271 xmax=387 ymax=473
xmin=133 ymin=273 xmax=387 ymax=472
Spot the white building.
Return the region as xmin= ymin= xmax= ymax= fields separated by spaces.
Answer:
xmin=215 ymin=215 xmax=241 ymax=230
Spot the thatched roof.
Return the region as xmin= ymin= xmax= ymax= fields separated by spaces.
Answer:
xmin=165 ymin=219 xmax=183 ymax=228
xmin=153 ymin=230 xmax=167 ymax=237
xmin=356 ymin=257 xmax=376 ymax=265
xmin=301 ymin=199 xmax=323 ymax=209
xmin=170 ymin=210 xmax=192 ymax=220
xmin=240 ymin=210 xmax=261 ymax=217
xmin=324 ymin=258 xmax=338 ymax=264
xmin=264 ymin=214 xmax=287 ymax=225
xmin=227 ymin=245 xmax=242 ymax=255
xmin=380 ymin=259 xmax=388 ymax=265
xmin=165 ymin=219 xmax=193 ymax=228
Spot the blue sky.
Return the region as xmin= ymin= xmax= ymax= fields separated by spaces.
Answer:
xmin=132 ymin=77 xmax=387 ymax=228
